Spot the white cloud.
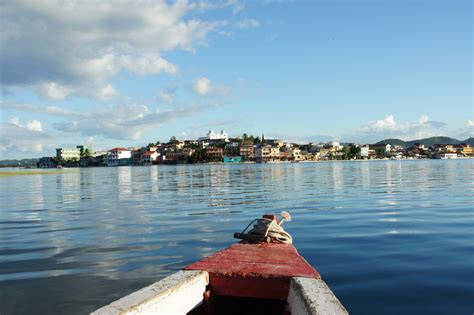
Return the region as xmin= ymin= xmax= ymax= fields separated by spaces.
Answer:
xmin=0 ymin=118 xmax=50 ymax=158
xmin=228 ymin=0 xmax=245 ymax=14
xmin=192 ymin=77 xmax=229 ymax=96
xmin=236 ymin=19 xmax=260 ymax=29
xmin=26 ymin=120 xmax=43 ymax=132
xmin=1 ymin=0 xmax=228 ymax=100
xmin=9 ymin=117 xmax=21 ymax=127
xmin=193 ymin=77 xmax=212 ymax=95
xmin=1 ymin=101 xmax=215 ymax=141
xmin=193 ymin=0 xmax=245 ymax=14
xmin=354 ymin=114 xmax=448 ymax=142
xmin=9 ymin=116 xmax=43 ymax=132
xmin=418 ymin=115 xmax=429 ymax=125
xmin=52 ymin=103 xmax=213 ymax=140
xmin=96 ymin=84 xmax=118 ymax=101
xmin=362 ymin=115 xmax=397 ymax=131
xmin=119 ymin=54 xmax=177 ymax=76
xmin=467 ymin=119 xmax=474 ymax=127
xmin=37 ymin=82 xmax=70 ymax=101
xmin=1 ymin=101 xmax=77 ymax=117
xmin=158 ymin=92 xmax=174 ymax=103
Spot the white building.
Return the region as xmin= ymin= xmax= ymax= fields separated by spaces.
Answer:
xmin=434 ymin=152 xmax=458 ymax=159
xmin=199 ymin=129 xmax=229 ymax=142
xmin=360 ymin=145 xmax=370 ymax=158
xmin=326 ymin=141 xmax=344 ymax=151
xmin=140 ymin=151 xmax=159 ymax=165
xmin=56 ymin=147 xmax=81 ymax=161
xmin=292 ymin=148 xmax=302 ymax=161
xmin=255 ymin=145 xmax=280 ymax=162
xmin=107 ymin=148 xmax=132 ymax=166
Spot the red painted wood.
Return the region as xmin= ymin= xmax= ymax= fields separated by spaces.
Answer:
xmin=209 ymin=273 xmax=290 ymax=300
xmin=184 ymin=242 xmax=319 ymax=300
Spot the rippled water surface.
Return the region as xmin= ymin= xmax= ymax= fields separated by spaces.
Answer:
xmin=1 ymin=160 xmax=473 ymax=314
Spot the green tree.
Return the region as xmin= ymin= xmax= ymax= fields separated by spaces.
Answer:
xmin=349 ymin=145 xmax=360 ymax=159
xmin=375 ymin=147 xmax=385 ymax=158
xmin=342 ymin=146 xmax=350 ymax=160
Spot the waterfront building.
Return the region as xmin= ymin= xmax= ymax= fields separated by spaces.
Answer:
xmin=205 ymin=147 xmax=224 ymax=161
xmin=37 ymin=157 xmax=57 ymax=168
xmin=239 ymin=141 xmax=255 ymax=160
xmin=79 ymin=157 xmax=91 ymax=167
xmin=77 ymin=154 xmax=106 ymax=167
xmin=433 ymin=152 xmax=459 ymax=159
xmin=278 ymin=151 xmax=292 ymax=161
xmin=325 ymin=141 xmax=344 ymax=151
xmin=140 ymin=151 xmax=159 ymax=165
xmin=131 ymin=149 xmax=143 ymax=165
xmin=182 ymin=148 xmax=195 ymax=157
xmin=359 ymin=145 xmax=370 ymax=158
xmin=460 ymin=144 xmax=473 ymax=157
xmin=255 ymin=145 xmax=280 ymax=162
xmin=107 ymin=148 xmax=132 ymax=166
xmin=164 ymin=151 xmax=179 ymax=163
xmin=224 ymin=142 xmax=240 ymax=156
xmin=444 ymin=145 xmax=456 ymax=153
xmin=56 ymin=147 xmax=81 ymax=161
xmin=317 ymin=148 xmax=331 ymax=160
xmin=292 ymin=148 xmax=302 ymax=161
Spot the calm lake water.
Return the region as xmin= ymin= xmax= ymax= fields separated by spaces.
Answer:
xmin=0 ymin=160 xmax=473 ymax=314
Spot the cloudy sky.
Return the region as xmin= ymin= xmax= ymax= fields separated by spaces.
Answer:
xmin=0 ymin=0 xmax=472 ymax=159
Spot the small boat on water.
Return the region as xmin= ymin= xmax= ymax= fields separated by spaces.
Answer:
xmin=92 ymin=213 xmax=348 ymax=315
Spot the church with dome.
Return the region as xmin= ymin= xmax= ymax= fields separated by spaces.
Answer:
xmin=199 ymin=129 xmax=229 ymax=142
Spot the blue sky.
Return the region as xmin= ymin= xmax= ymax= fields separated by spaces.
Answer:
xmin=0 ymin=0 xmax=472 ymax=159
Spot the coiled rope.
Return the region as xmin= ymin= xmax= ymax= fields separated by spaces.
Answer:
xmin=235 ymin=212 xmax=293 ymax=244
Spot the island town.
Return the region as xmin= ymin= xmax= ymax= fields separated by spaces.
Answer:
xmin=36 ymin=130 xmax=473 ymax=168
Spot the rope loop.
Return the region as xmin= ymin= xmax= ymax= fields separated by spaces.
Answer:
xmin=236 ymin=213 xmax=293 ymax=244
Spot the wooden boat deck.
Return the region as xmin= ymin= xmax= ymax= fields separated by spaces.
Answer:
xmin=185 ymin=242 xmax=319 ymax=300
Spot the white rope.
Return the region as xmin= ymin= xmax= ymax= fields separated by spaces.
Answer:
xmin=242 ymin=215 xmax=293 ymax=244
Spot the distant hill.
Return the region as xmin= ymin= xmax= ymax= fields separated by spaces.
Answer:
xmin=376 ymin=136 xmax=463 ymax=148
xmin=405 ymin=136 xmax=461 ymax=147
xmin=0 ymin=158 xmax=39 ymax=167
xmin=463 ymin=137 xmax=474 ymax=146
xmin=375 ymin=138 xmax=406 ymax=147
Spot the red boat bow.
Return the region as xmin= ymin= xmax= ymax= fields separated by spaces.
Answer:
xmin=185 ymin=242 xmax=320 ymax=300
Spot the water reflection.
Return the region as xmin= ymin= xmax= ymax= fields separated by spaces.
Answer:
xmin=117 ymin=167 xmax=132 ymax=199
xmin=0 ymin=160 xmax=473 ymax=315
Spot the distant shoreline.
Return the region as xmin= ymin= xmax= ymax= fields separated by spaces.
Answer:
xmin=1 ymin=157 xmax=471 ymax=173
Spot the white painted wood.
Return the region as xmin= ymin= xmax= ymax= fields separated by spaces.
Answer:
xmin=92 ymin=270 xmax=208 ymax=315
xmin=287 ymin=277 xmax=348 ymax=315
